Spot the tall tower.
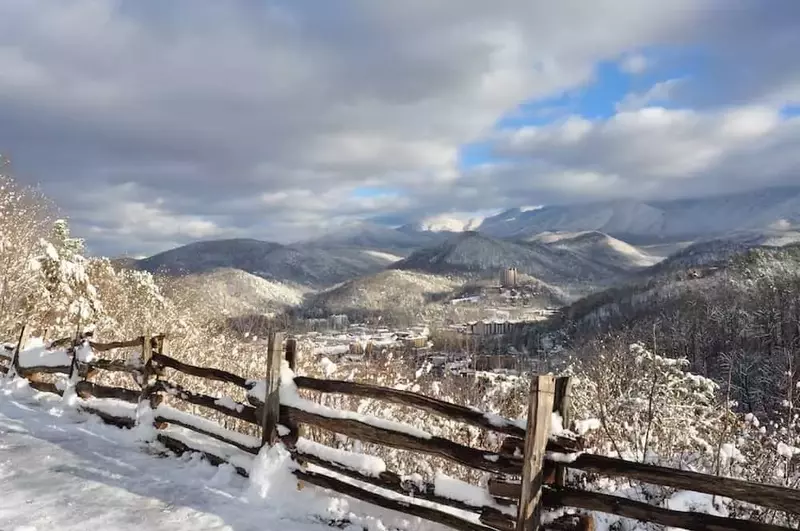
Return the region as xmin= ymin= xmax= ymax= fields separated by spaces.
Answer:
xmin=501 ymin=267 xmax=518 ymax=288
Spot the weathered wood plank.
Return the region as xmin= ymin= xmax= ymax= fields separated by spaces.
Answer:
xmin=17 ymin=365 xmax=71 ymax=377
xmin=156 ymin=433 xmax=249 ymax=477
xmin=565 ymin=453 xmax=800 ymax=516
xmin=89 ymin=358 xmax=141 ymax=374
xmin=544 ymin=486 xmax=795 ymax=531
xmin=80 ymin=406 xmax=135 ymax=429
xmin=27 ymin=380 xmax=63 ymax=395
xmin=88 ymin=337 xmax=151 ymax=352
xmin=293 ymin=446 xmax=513 ymax=524
xmin=154 ymin=380 xmax=259 ymax=425
xmin=294 ymin=468 xmax=498 ymax=531
xmin=517 ymin=375 xmax=555 ymax=531
xmin=293 ymin=376 xmax=527 ymax=439
xmin=154 ymin=413 xmax=259 ymax=455
xmin=281 ymin=405 xmax=524 ymax=475
xmin=151 ymin=352 xmax=249 ymax=388
xmin=75 ymin=381 xmax=140 ymax=403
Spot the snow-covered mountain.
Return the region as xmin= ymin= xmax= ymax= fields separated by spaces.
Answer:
xmin=304 ymin=269 xmax=460 ymax=317
xmin=400 ymin=213 xmax=484 ymax=233
xmin=477 ymin=186 xmax=800 ymax=242
xmin=642 ymin=229 xmax=800 ymax=277
xmin=392 ymin=231 xmax=649 ymax=290
xmin=531 ymin=231 xmax=661 ymax=269
xmin=300 ymin=222 xmax=447 ymax=255
xmin=134 ymin=238 xmax=398 ymax=288
xmin=162 ymin=267 xmax=309 ymax=318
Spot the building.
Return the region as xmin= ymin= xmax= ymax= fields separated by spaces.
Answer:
xmin=500 ymin=267 xmax=518 ymax=288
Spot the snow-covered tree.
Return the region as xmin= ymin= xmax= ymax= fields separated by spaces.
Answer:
xmin=27 ymin=219 xmax=100 ymax=336
xmin=0 ymin=163 xmax=55 ymax=337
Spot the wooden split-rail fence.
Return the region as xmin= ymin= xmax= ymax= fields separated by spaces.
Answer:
xmin=2 ymin=326 xmax=800 ymax=531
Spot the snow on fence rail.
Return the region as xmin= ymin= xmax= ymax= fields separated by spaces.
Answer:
xmin=2 ymin=326 xmax=800 ymax=531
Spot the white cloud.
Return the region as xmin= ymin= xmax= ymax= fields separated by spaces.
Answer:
xmin=490 ymin=105 xmax=796 ymax=201
xmin=619 ymin=53 xmax=649 ymax=74
xmin=616 ymin=79 xmax=682 ymax=111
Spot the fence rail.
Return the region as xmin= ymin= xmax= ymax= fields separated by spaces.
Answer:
xmin=2 ymin=327 xmax=799 ymax=531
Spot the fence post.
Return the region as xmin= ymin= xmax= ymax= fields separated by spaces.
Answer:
xmin=150 ymin=335 xmax=167 ymax=430
xmin=260 ymin=331 xmax=284 ymax=446
xmin=553 ymin=376 xmax=573 ymax=487
xmin=281 ymin=337 xmax=301 ymax=447
xmin=9 ymin=324 xmax=30 ymax=377
xmin=62 ymin=329 xmax=84 ymax=401
xmin=135 ymin=332 xmax=154 ymax=432
xmin=516 ymin=375 xmax=555 ymax=531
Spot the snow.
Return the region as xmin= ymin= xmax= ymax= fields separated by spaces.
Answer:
xmin=550 ymin=412 xmax=565 ymax=436
xmin=213 ymin=395 xmax=245 ymax=413
xmin=80 ymin=396 xmax=137 ymax=419
xmin=249 ymin=363 xmax=433 ymax=440
xmin=479 ymin=408 xmax=526 ymax=431
xmin=319 ymin=357 xmax=337 ymax=378
xmin=413 ymin=213 xmax=484 ymax=233
xmin=0 ymin=378 xmax=470 ymax=531
xmin=161 ymin=424 xmax=256 ymax=473
xmin=361 ymin=250 xmax=403 ymax=263
xmin=432 ymin=473 xmax=495 ymax=509
xmin=313 ymin=344 xmax=350 ymax=357
xmin=546 ymin=451 xmax=581 ymax=463
xmin=6 ymin=342 xmax=72 ymax=369
xmin=0 ymin=382 xmax=322 ymax=531
xmin=777 ymin=442 xmax=800 ymax=458
xmin=155 ymin=405 xmax=261 ymax=450
xmin=574 ymin=418 xmax=601 ymax=435
xmin=296 ymin=437 xmax=387 ymax=477
xmin=664 ymin=491 xmax=728 ymax=530
xmin=75 ymin=342 xmax=96 ymax=363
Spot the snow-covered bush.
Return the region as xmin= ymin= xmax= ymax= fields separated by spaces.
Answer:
xmin=567 ymin=338 xmax=800 ymax=529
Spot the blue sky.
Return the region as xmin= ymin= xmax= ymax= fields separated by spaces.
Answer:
xmin=458 ymin=46 xmax=712 ymax=171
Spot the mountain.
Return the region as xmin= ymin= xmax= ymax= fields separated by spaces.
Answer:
xmin=133 ymin=238 xmax=397 ymax=288
xmin=478 ymin=186 xmax=800 ymax=243
xmin=531 ymin=231 xmax=661 ymax=269
xmin=641 ymin=229 xmax=800 ymax=278
xmin=300 ymin=222 xmax=447 ymax=255
xmin=161 ymin=267 xmax=308 ymax=318
xmin=303 ymin=269 xmax=460 ymax=319
xmin=392 ymin=231 xmax=648 ymax=290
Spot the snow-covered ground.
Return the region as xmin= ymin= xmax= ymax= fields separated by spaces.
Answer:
xmin=0 ymin=379 xmax=450 ymax=531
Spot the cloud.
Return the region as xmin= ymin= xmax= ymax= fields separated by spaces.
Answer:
xmin=619 ymin=53 xmax=649 ymax=74
xmin=616 ymin=79 xmax=682 ymax=111
xmin=0 ymin=0 xmax=798 ymax=255
xmin=490 ymin=105 xmax=795 ymax=201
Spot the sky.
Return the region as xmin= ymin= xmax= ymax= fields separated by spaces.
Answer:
xmin=1 ymin=0 xmax=799 ymax=256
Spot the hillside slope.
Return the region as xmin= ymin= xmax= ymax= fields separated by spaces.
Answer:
xmin=161 ymin=267 xmax=308 ymax=318
xmin=531 ymin=231 xmax=660 ymax=269
xmin=299 ymin=222 xmax=448 ymax=255
xmin=303 ymin=269 xmax=461 ymax=318
xmin=134 ymin=238 xmax=396 ymax=288
xmin=392 ymin=231 xmax=645 ymax=289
